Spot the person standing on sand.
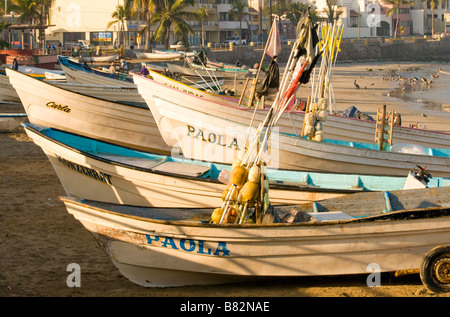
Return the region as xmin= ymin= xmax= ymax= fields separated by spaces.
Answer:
xmin=12 ymin=58 xmax=19 ymax=70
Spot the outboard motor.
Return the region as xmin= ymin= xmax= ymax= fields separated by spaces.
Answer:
xmin=403 ymin=165 xmax=433 ymax=189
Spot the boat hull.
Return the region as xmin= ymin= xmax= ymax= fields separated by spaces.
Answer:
xmin=6 ymin=68 xmax=170 ymax=154
xmin=167 ymin=63 xmax=250 ymax=79
xmin=133 ymin=73 xmax=450 ymax=149
xmin=60 ymin=196 xmax=450 ymax=287
xmin=147 ymin=94 xmax=450 ymax=177
xmin=24 ymin=123 xmax=372 ymax=207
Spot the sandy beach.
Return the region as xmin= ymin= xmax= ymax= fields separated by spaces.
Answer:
xmin=1 ymin=61 xmax=449 ymax=299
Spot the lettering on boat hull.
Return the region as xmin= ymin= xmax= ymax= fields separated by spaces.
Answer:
xmin=55 ymin=155 xmax=112 ymax=185
xmin=46 ymin=101 xmax=71 ymax=113
xmin=145 ymin=234 xmax=230 ymax=256
xmin=187 ymin=124 xmax=240 ymax=150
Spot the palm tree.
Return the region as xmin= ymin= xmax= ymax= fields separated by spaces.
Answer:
xmin=0 ymin=20 xmax=11 ymax=48
xmin=323 ymin=0 xmax=344 ymax=24
xmin=228 ymin=0 xmax=248 ymax=44
xmin=195 ymin=5 xmax=208 ymax=47
xmin=107 ymin=4 xmax=128 ymax=46
xmin=8 ymin=0 xmax=39 ymax=24
xmin=385 ymin=0 xmax=414 ymax=39
xmin=150 ymin=0 xmax=198 ymax=50
xmin=285 ymin=3 xmax=319 ymax=26
xmin=421 ymin=0 xmax=443 ymax=36
xmin=132 ymin=0 xmax=158 ymax=51
xmin=8 ymin=0 xmax=41 ymax=48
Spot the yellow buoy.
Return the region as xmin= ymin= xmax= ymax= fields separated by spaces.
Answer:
xmin=222 ymin=185 xmax=239 ymax=201
xmin=230 ymin=165 xmax=248 ymax=187
xmin=239 ymin=181 xmax=260 ymax=202
xmin=211 ymin=207 xmax=224 ymax=223
xmin=248 ymin=164 xmax=261 ymax=183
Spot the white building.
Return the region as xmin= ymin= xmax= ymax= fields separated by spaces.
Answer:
xmin=46 ymin=0 xmax=126 ymax=46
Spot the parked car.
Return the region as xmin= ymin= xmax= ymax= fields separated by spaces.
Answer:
xmin=222 ymin=36 xmax=247 ymax=45
xmin=65 ymin=40 xmax=91 ymax=50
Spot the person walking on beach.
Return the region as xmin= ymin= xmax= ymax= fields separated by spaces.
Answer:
xmin=12 ymin=58 xmax=19 ymax=70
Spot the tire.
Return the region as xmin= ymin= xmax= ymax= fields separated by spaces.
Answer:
xmin=420 ymin=246 xmax=450 ymax=293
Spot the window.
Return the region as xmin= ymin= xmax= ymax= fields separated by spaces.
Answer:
xmin=399 ymin=8 xmax=409 ymax=14
xmin=400 ymin=21 xmax=410 ymax=27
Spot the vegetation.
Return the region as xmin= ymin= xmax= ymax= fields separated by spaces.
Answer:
xmin=228 ymin=0 xmax=248 ymax=44
xmin=195 ymin=5 xmax=208 ymax=47
xmin=385 ymin=0 xmax=415 ymax=39
xmin=150 ymin=0 xmax=198 ymax=50
xmin=421 ymin=0 xmax=443 ymax=36
xmin=108 ymin=4 xmax=130 ymax=46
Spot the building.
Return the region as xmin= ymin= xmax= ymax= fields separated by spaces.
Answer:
xmin=41 ymin=0 xmax=449 ymax=49
xmin=46 ymin=0 xmax=124 ymax=47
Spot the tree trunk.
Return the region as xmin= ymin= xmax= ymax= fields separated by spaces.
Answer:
xmin=431 ymin=7 xmax=435 ymax=36
xmin=239 ymin=19 xmax=242 ymax=44
xmin=201 ymin=23 xmax=205 ymax=47
xmin=146 ymin=25 xmax=151 ymax=51
xmin=394 ymin=7 xmax=399 ymax=39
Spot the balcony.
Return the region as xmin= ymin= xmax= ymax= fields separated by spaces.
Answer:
xmin=218 ymin=21 xmax=248 ymax=29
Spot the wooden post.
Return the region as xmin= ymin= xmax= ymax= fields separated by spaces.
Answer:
xmin=237 ymin=77 xmax=250 ymax=107
xmin=375 ymin=105 xmax=386 ymax=150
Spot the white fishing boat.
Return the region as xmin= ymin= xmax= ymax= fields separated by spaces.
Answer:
xmin=58 ymin=56 xmax=224 ymax=98
xmin=0 ymin=113 xmax=27 ymax=132
xmin=59 ymin=56 xmax=136 ymax=87
xmin=24 ymin=123 xmax=447 ymax=208
xmin=44 ymin=71 xmax=66 ymax=81
xmin=144 ymin=92 xmax=450 ymax=177
xmin=79 ymin=54 xmax=119 ymax=63
xmin=133 ymin=72 xmax=450 ymax=149
xmin=167 ymin=62 xmax=252 ymax=80
xmin=153 ymin=49 xmax=196 ymax=58
xmin=3 ymin=64 xmax=64 ymax=80
xmin=136 ymin=51 xmax=183 ymax=61
xmin=59 ymin=185 xmax=450 ymax=290
xmin=6 ymin=68 xmax=170 ymax=154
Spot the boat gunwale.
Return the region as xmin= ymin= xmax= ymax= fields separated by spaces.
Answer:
xmin=23 ymin=123 xmax=364 ymax=194
xmin=60 ymin=195 xmax=450 ymax=229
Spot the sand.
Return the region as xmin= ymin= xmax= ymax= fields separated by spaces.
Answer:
xmin=1 ymin=62 xmax=449 ymax=299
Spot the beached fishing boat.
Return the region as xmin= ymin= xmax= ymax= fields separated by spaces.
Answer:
xmin=3 ymin=64 xmax=64 ymax=80
xmin=144 ymin=94 xmax=450 ymax=178
xmin=134 ymin=73 xmax=450 ymax=148
xmin=0 ymin=113 xmax=27 ymax=132
xmin=166 ymin=62 xmax=252 ymax=80
xmin=44 ymin=71 xmax=66 ymax=81
xmin=58 ymin=56 xmax=223 ymax=97
xmin=148 ymin=70 xmax=235 ymax=101
xmin=6 ymin=68 xmax=169 ymax=153
xmin=80 ymin=54 xmax=119 ymax=63
xmin=24 ymin=123 xmax=447 ymax=207
xmin=59 ymin=185 xmax=450 ymax=290
xmin=136 ymin=51 xmax=183 ymax=61
xmin=133 ymin=72 xmax=450 ymax=149
xmin=153 ymin=49 xmax=196 ymax=58
xmin=59 ymin=56 xmax=135 ymax=87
